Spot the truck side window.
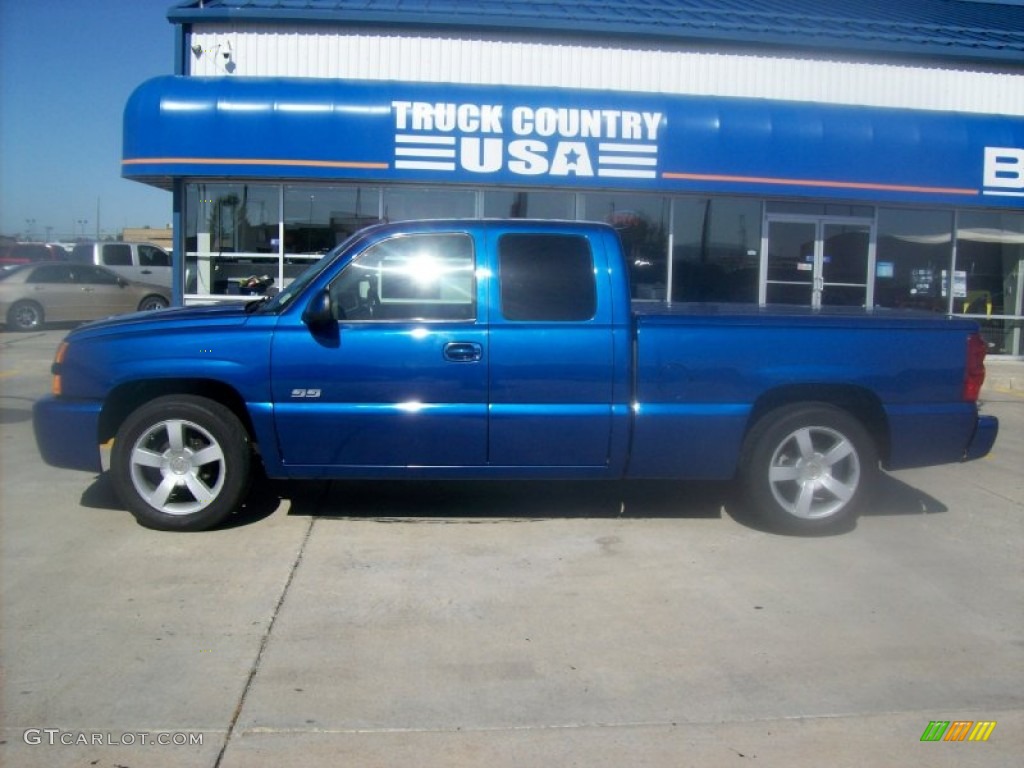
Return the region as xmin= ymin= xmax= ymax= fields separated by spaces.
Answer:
xmin=139 ymin=245 xmax=170 ymax=267
xmin=499 ymin=234 xmax=596 ymax=321
xmin=103 ymin=244 xmax=133 ymax=266
xmin=329 ymin=233 xmax=475 ymax=322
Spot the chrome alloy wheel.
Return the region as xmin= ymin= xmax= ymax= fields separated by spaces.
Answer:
xmin=766 ymin=425 xmax=861 ymax=520
xmin=128 ymin=418 xmax=227 ymax=515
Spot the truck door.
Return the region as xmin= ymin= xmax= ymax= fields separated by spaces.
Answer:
xmin=270 ymin=231 xmax=488 ymax=468
xmin=487 ymin=231 xmax=615 ymax=467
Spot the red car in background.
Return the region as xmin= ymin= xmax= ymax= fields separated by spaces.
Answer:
xmin=0 ymin=243 xmax=70 ymax=267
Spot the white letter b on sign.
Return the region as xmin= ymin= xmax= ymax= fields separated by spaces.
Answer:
xmin=984 ymin=147 xmax=1024 ymax=189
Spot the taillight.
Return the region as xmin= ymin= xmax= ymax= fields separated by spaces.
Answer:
xmin=963 ymin=333 xmax=987 ymax=402
xmin=51 ymin=342 xmax=68 ymax=397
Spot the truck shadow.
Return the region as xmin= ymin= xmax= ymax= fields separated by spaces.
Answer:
xmin=78 ymin=470 xmax=948 ymax=534
xmin=277 ymin=472 xmax=949 ymax=534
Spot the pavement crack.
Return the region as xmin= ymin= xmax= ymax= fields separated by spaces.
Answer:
xmin=213 ymin=515 xmax=316 ymax=768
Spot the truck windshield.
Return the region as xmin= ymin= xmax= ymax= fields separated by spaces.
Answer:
xmin=259 ymin=235 xmax=357 ymax=313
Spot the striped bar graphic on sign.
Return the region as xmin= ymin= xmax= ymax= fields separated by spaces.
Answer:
xmin=969 ymin=722 xmax=996 ymax=742
xmin=921 ymin=721 xmax=950 ymax=741
xmin=921 ymin=720 xmax=997 ymax=742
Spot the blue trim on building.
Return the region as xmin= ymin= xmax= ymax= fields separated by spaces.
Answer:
xmin=173 ymin=22 xmax=186 ymax=76
xmin=166 ymin=0 xmax=1024 ymax=65
xmin=123 ymin=76 xmax=1024 ymax=210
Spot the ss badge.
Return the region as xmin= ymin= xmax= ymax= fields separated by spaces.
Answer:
xmin=290 ymin=388 xmax=322 ymax=399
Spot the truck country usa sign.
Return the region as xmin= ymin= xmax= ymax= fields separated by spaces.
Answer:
xmin=121 ymin=77 xmax=1024 ymax=209
xmin=391 ymin=100 xmax=663 ymax=180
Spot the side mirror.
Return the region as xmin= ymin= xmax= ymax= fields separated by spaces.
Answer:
xmin=301 ymin=288 xmax=334 ymax=328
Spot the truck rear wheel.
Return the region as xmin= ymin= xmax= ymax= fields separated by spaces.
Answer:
xmin=110 ymin=395 xmax=251 ymax=531
xmin=740 ymin=404 xmax=878 ymax=534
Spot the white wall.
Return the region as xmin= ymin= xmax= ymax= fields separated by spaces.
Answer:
xmin=187 ymin=25 xmax=1024 ymax=116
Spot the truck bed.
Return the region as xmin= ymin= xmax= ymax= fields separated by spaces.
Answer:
xmin=627 ymin=302 xmax=984 ymax=478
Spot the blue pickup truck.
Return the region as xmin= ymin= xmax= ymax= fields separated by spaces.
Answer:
xmin=33 ymin=219 xmax=997 ymax=533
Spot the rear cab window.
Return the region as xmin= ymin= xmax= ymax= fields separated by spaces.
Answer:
xmin=139 ymin=245 xmax=170 ymax=267
xmin=498 ymin=233 xmax=596 ymax=321
xmin=101 ymin=244 xmax=133 ymax=267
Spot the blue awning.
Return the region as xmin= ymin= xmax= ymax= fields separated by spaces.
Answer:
xmin=123 ymin=76 xmax=1024 ymax=209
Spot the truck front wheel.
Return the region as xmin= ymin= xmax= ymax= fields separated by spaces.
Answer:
xmin=739 ymin=404 xmax=878 ymax=534
xmin=110 ymin=396 xmax=252 ymax=531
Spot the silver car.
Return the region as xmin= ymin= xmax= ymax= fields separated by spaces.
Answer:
xmin=1 ymin=262 xmax=169 ymax=331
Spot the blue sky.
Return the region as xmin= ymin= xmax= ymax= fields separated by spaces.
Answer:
xmin=0 ymin=1 xmax=175 ymax=240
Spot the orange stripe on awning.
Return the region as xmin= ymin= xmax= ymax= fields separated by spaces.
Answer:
xmin=123 ymin=157 xmax=389 ymax=170
xmin=662 ymin=170 xmax=979 ymax=197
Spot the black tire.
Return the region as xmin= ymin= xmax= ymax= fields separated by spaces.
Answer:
xmin=7 ymin=300 xmax=44 ymax=331
xmin=110 ymin=395 xmax=252 ymax=531
xmin=138 ymin=295 xmax=169 ymax=312
xmin=739 ymin=403 xmax=878 ymax=534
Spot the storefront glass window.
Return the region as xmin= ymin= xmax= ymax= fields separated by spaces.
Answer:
xmin=582 ymin=193 xmax=669 ymax=300
xmin=673 ymin=197 xmax=761 ymax=302
xmin=767 ymin=202 xmax=874 ymax=218
xmin=185 ymin=183 xmax=280 ymax=296
xmin=284 ymin=185 xmax=382 ymax=256
xmin=483 ymin=190 xmax=576 ymax=219
xmin=383 ymin=187 xmax=476 ymax=221
xmin=955 ymin=211 xmax=1024 ymax=356
xmin=874 ymin=209 xmax=954 ymax=313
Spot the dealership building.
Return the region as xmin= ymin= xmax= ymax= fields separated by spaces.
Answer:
xmin=124 ymin=0 xmax=1024 ymax=356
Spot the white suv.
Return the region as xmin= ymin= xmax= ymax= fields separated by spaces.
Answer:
xmin=70 ymin=242 xmax=171 ymax=287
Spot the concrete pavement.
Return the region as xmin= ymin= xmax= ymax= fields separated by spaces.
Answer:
xmin=1 ymin=329 xmax=1022 ymax=767
xmin=986 ymin=359 xmax=1024 ymax=392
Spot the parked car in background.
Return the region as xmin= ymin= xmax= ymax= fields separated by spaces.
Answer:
xmin=0 ymin=243 xmax=70 ymax=267
xmin=70 ymin=241 xmax=172 ymax=287
xmin=0 ymin=262 xmax=169 ymax=331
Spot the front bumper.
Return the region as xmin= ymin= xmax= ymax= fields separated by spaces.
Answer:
xmin=33 ymin=396 xmax=104 ymax=473
xmin=964 ymin=414 xmax=999 ymax=462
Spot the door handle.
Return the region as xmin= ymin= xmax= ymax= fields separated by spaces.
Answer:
xmin=443 ymin=342 xmax=482 ymax=362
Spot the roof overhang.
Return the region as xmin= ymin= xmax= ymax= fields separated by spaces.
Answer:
xmin=166 ymin=0 xmax=1024 ymax=67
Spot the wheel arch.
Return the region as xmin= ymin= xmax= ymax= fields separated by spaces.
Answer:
xmin=745 ymin=384 xmax=890 ymax=465
xmin=99 ymin=379 xmax=255 ymax=446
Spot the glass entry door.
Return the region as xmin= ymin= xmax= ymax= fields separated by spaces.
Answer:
xmin=762 ymin=216 xmax=874 ymax=308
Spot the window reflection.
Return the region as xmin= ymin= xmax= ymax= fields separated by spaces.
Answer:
xmin=874 ymin=209 xmax=954 ymax=313
xmin=186 ymin=184 xmax=384 ymax=298
xmin=383 ymin=187 xmax=476 ymax=221
xmin=185 ymin=183 xmax=280 ymax=296
xmin=484 ymin=190 xmax=575 ymax=219
xmin=673 ymin=197 xmax=760 ymax=302
xmin=284 ymin=186 xmax=381 ymax=258
xmin=329 ymin=234 xmax=475 ymax=322
xmin=583 ymin=193 xmax=669 ymax=300
xmin=956 ymin=211 xmax=1024 ymax=355
xmin=178 ymin=182 xmax=1024 ymax=356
